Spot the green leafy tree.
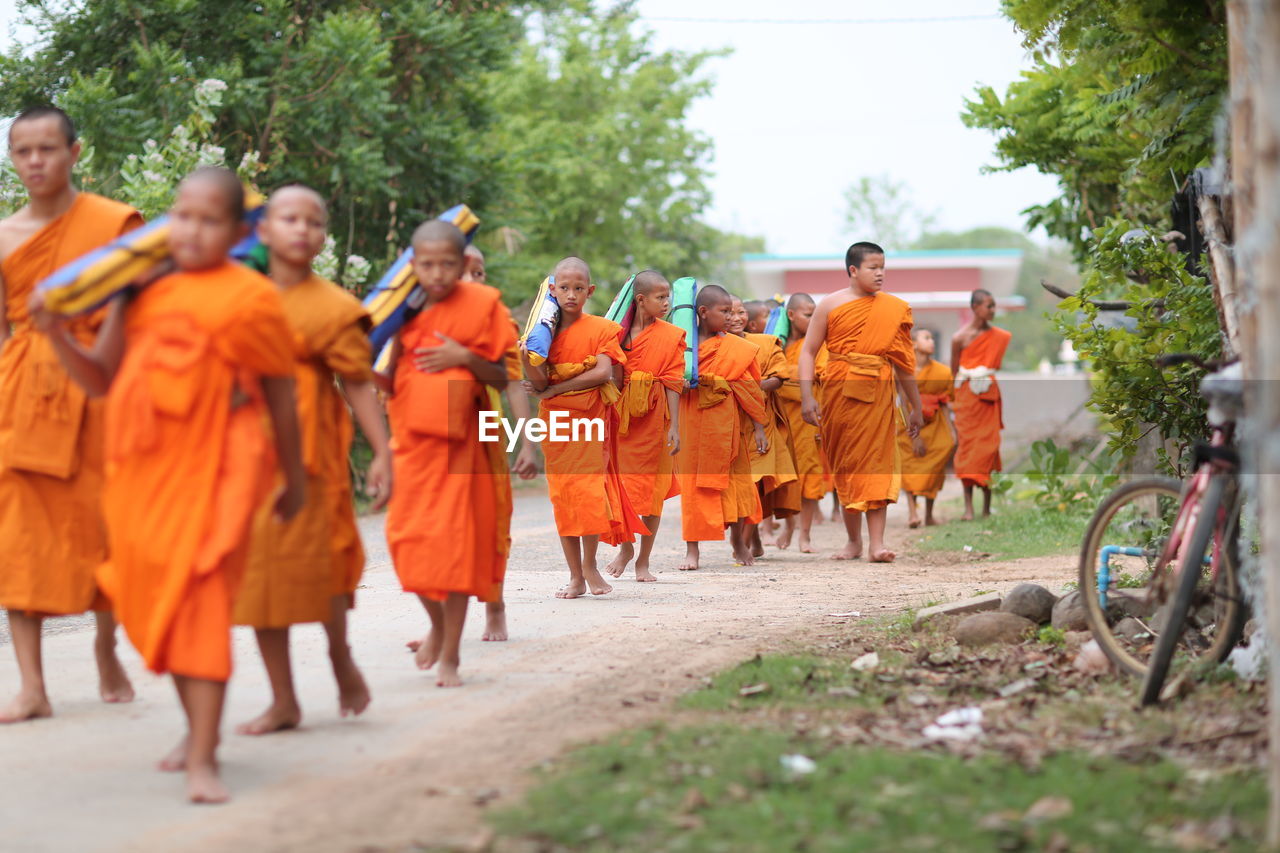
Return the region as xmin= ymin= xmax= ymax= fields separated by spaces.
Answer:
xmin=0 ymin=0 xmax=526 ymax=269
xmin=963 ymin=0 xmax=1228 ymax=258
xmin=480 ymin=0 xmax=730 ymax=302
xmin=842 ymin=174 xmax=936 ymax=251
xmin=1053 ymin=220 xmax=1221 ymax=475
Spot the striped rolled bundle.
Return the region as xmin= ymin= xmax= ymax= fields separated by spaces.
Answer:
xmin=520 ymin=276 xmax=559 ymax=367
xmin=764 ymin=294 xmax=792 ymax=344
xmin=666 ymin=276 xmax=699 ymax=388
xmin=604 ymin=273 xmax=637 ymax=341
xmin=37 ymin=188 xmax=267 ymax=316
xmin=363 ymin=203 xmax=481 ymax=357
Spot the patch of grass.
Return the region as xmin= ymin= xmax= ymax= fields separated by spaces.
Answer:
xmin=678 ymin=654 xmax=883 ymax=711
xmin=911 ymin=502 xmax=1084 ymax=560
xmin=493 ymin=725 xmax=1265 ymax=852
xmin=1038 ymin=626 xmax=1067 ymax=647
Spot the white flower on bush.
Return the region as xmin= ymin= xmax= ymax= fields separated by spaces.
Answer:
xmin=343 ymin=255 xmax=372 ymax=291
xmin=195 ymin=79 xmax=228 ymax=101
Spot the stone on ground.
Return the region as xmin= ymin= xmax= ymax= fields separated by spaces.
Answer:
xmin=953 ymin=612 xmax=1036 ymax=647
xmin=1000 ymin=583 xmax=1057 ymax=624
xmin=1051 ymin=590 xmax=1089 ymax=631
xmin=913 ymin=592 xmax=1001 ymax=629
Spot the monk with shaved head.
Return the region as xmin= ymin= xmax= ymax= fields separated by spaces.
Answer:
xmin=231 ymin=184 xmax=392 ymax=734
xmin=605 ymin=269 xmax=685 ymax=582
xmin=774 ymin=293 xmax=829 ymax=552
xmin=673 ymin=284 xmax=768 ymax=570
xmin=523 ymin=257 xmax=646 ymax=598
xmin=380 ymin=218 xmax=515 ymax=687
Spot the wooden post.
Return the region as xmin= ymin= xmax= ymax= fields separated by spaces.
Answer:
xmin=1239 ymin=0 xmax=1280 ymax=845
xmin=1228 ymin=0 xmax=1256 ymax=374
xmin=1197 ymin=194 xmax=1240 ymax=358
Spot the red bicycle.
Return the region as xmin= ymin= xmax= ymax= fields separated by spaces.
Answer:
xmin=1077 ymin=353 xmax=1246 ymax=704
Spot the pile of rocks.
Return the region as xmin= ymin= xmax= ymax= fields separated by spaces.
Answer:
xmin=913 ymin=583 xmax=1130 ymax=647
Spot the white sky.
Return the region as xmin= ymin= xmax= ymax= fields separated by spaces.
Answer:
xmin=1 ymin=0 xmax=1059 ymax=254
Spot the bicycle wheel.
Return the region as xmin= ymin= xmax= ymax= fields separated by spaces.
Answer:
xmin=1140 ymin=474 xmax=1245 ymax=705
xmin=1079 ymin=478 xmax=1182 ymax=677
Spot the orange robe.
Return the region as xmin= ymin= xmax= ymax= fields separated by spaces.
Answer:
xmin=953 ymin=326 xmax=1012 ymax=488
xmin=541 ymin=314 xmax=646 ymax=543
xmin=896 ymin=358 xmax=955 ymax=499
xmin=818 ymin=294 xmax=915 ymax=512
xmin=778 ymin=338 xmax=829 ymax=501
xmin=745 ymin=333 xmax=800 ymax=519
xmin=236 ymin=275 xmax=371 ymax=628
xmin=676 ymin=333 xmax=766 ymax=541
xmin=386 ymin=280 xmax=515 ymax=601
xmin=0 ymin=193 xmax=142 ymax=615
xmin=99 ymin=262 xmax=293 ymax=681
xmin=616 ymin=319 xmax=686 ymax=518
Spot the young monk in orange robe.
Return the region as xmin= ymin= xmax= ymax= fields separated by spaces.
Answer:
xmin=775 ymin=293 xmax=828 ymax=553
xmin=896 ymin=328 xmax=955 ymax=528
xmin=380 ymin=221 xmax=515 ymax=686
xmin=0 ymin=107 xmax=142 ymax=723
xmin=605 ymin=270 xmax=684 ymax=583
xmin=523 ymin=257 xmax=646 ymax=598
xmin=674 ymin=285 xmax=769 ymax=570
xmin=463 ymin=244 xmax=536 ymax=641
xmin=950 ymin=288 xmax=1012 ymax=520
xmin=800 ymin=241 xmax=922 ymax=563
xmin=233 ymin=186 xmax=392 ymax=735
xmin=38 ymin=167 xmax=306 ymax=803
xmin=736 ymin=298 xmax=800 ymax=558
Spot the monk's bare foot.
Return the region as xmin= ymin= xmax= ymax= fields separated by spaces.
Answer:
xmin=482 ymin=604 xmax=509 ymax=641
xmin=634 ymin=560 xmax=657 ymax=583
xmin=187 ymin=762 xmax=230 ymax=805
xmin=733 ymin=544 xmax=755 ymax=566
xmin=961 ymin=511 xmax=974 ymax=522
xmin=925 ymin=516 xmax=942 ymax=527
xmin=677 ymin=544 xmax=700 ymax=571
xmin=605 ymin=544 xmax=634 ymax=579
xmin=869 ymin=548 xmax=896 ymax=563
xmin=333 ymin=656 xmax=371 ymax=718
xmin=556 ymin=580 xmax=587 ymax=599
xmin=414 ymin=629 xmax=442 ymax=670
xmin=584 ymin=566 xmax=613 ymax=596
xmin=775 ymin=526 xmax=794 ymax=550
xmin=908 ymin=518 xmax=922 ymax=529
xmin=436 ymin=660 xmax=463 ymax=688
xmin=96 ymin=644 xmax=135 ymax=705
xmin=0 ymin=690 xmax=52 ymax=724
xmin=751 ymin=539 xmax=765 ymax=559
xmin=832 ymin=542 xmax=863 ymax=561
xmin=157 ymin=736 xmax=189 ymax=772
xmin=798 ymin=532 xmax=816 ymax=554
xmin=236 ymin=701 xmax=302 ymax=736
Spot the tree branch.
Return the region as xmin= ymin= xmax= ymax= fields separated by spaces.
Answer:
xmin=1040 ymin=280 xmax=1166 ymax=312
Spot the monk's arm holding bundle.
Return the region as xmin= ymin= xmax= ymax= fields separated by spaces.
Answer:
xmin=524 ymin=353 xmax=613 ymax=400
xmin=32 ymin=295 xmax=127 ymax=396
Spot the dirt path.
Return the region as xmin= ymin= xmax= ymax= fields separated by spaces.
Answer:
xmin=0 ymin=487 xmax=1075 ymax=852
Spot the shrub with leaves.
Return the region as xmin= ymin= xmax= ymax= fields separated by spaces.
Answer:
xmin=1053 ymin=220 xmax=1222 ymax=476
xmin=1017 ymin=437 xmax=1119 ymax=511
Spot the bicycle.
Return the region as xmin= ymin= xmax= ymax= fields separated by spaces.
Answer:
xmin=1077 ymin=353 xmax=1247 ymax=705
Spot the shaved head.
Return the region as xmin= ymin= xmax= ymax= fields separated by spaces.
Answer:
xmin=268 ymin=184 xmax=328 ymax=220
xmin=10 ymin=105 xmax=76 ymax=146
xmin=788 ymin=293 xmax=815 ymax=309
xmin=744 ymin=300 xmax=772 ymax=324
xmin=180 ymin=166 xmax=245 ymax=221
xmin=696 ymin=283 xmax=730 ymax=309
xmin=412 ymin=219 xmax=466 ymax=257
xmin=970 ymin=288 xmax=994 ymax=308
xmin=554 ymin=256 xmax=591 ymax=282
xmin=465 ymin=244 xmax=484 ymax=261
xmin=633 ymin=269 xmax=668 ymax=294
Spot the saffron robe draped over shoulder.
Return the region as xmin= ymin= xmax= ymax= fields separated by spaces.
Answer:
xmin=744 ymin=332 xmax=800 ymax=519
xmin=0 ymin=192 xmax=142 ymax=615
xmin=896 ymin=358 xmax=954 ymax=499
xmin=675 ymin=333 xmax=766 ymax=541
xmin=540 ymin=313 xmax=647 ymax=543
xmin=778 ymin=338 xmax=830 ymax=501
xmin=386 ymin=280 xmax=515 ymax=602
xmin=236 ymin=275 xmax=372 ymax=628
xmin=818 ymin=293 xmax=915 ymax=512
xmin=99 ymin=263 xmax=293 ymax=681
xmin=616 ymin=319 xmax=685 ymax=518
xmin=952 ymin=326 xmax=1012 ymax=488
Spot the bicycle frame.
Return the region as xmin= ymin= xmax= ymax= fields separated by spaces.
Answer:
xmin=1095 ymin=423 xmax=1233 ymax=610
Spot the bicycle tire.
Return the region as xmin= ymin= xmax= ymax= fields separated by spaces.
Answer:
xmin=1140 ymin=474 xmax=1229 ymax=706
xmin=1079 ymin=477 xmax=1183 ymax=677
